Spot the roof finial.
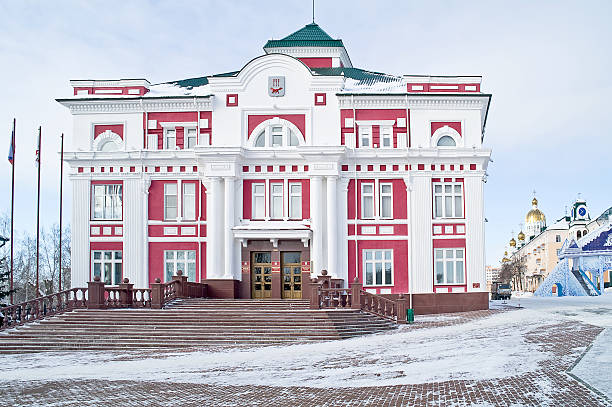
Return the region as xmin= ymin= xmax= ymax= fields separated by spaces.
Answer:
xmin=312 ymin=0 xmax=315 ymax=23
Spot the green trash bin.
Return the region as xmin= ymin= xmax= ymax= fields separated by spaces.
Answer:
xmin=407 ymin=308 xmax=414 ymax=324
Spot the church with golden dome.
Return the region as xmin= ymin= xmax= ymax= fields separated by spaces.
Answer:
xmin=505 ymin=195 xmax=595 ymax=292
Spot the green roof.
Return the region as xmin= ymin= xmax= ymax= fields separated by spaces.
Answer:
xmin=264 ymin=23 xmax=344 ymax=48
xmin=311 ymin=67 xmax=402 ymax=86
xmin=167 ymin=76 xmax=209 ymax=88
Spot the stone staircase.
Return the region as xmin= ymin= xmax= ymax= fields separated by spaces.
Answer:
xmin=0 ymin=298 xmax=397 ymax=353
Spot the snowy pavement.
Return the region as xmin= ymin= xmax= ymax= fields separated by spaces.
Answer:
xmin=0 ymin=296 xmax=611 ymax=406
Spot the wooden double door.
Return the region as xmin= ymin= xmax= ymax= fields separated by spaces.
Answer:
xmin=251 ymin=251 xmax=302 ymax=299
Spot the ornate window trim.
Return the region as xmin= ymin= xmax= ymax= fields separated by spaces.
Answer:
xmin=431 ymin=125 xmax=462 ymax=148
xmin=92 ymin=129 xmax=124 ymax=152
xmin=247 ymin=117 xmax=305 ymax=148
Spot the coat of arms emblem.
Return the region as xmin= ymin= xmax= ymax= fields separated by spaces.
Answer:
xmin=268 ymin=76 xmax=285 ymax=97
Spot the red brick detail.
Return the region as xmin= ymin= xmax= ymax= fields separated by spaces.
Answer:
xmin=130 ymin=167 xmax=135 ymax=172
xmin=418 ymin=164 xmax=425 ymax=171
xmin=470 ymin=164 xmax=477 ymax=170
xmin=155 ymin=167 xmax=160 ymax=173
xmin=279 ymin=165 xmax=285 ymax=172
xmin=180 ymin=166 xmax=185 ymax=172
xmin=255 ymin=166 xmax=261 ymax=172
xmin=380 ymin=165 xmax=386 ymax=171
xmin=341 ymin=165 xmax=349 ymax=171
xmin=304 ymin=165 xmax=309 ymax=172
xmin=393 ymin=165 xmax=399 ymax=171
xmin=78 ymin=167 xmax=83 ymax=173
xmin=242 ymin=166 xmax=249 ymax=172
xmin=367 ymin=165 xmax=374 ymax=171
xmin=267 ymin=165 xmax=273 ymax=172
xmin=292 ymin=165 xmax=298 ymax=172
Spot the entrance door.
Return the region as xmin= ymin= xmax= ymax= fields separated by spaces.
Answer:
xmin=281 ymin=252 xmax=302 ymax=299
xmin=251 ymin=252 xmax=272 ymax=299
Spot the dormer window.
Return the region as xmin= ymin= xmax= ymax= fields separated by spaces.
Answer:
xmin=248 ymin=117 xmax=305 ymax=148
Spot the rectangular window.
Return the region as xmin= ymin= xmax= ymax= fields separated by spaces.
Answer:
xmin=164 ymin=183 xmax=178 ymax=220
xmin=434 ymin=248 xmax=465 ymax=285
xmin=381 ymin=126 xmax=392 ymax=148
xmin=380 ymin=183 xmax=393 ymax=218
xmin=359 ymin=125 xmax=372 ymax=147
xmin=433 ymin=182 xmax=463 ymax=218
xmin=186 ymin=128 xmax=197 ymax=149
xmin=555 ymin=235 xmax=561 ymax=242
xmin=92 ymin=250 xmax=122 ymax=285
xmin=363 ymin=249 xmax=393 ymax=286
xmin=165 ymin=129 xmax=176 ymax=149
xmin=252 ymin=183 xmax=265 ymax=219
xmin=182 ymin=182 xmax=196 ymax=220
xmin=289 ymin=182 xmax=302 ymax=219
xmin=92 ymin=184 xmax=122 ymax=220
xmin=361 ymin=183 xmax=375 ymax=219
xmin=164 ymin=250 xmax=196 ymax=282
xmin=270 ymin=183 xmax=283 ymax=219
xmin=271 ymin=126 xmax=283 ymax=147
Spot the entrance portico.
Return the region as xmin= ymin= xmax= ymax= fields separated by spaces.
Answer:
xmin=235 ymin=227 xmax=312 ymax=299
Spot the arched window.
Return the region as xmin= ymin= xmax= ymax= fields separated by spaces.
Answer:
xmin=92 ymin=129 xmax=123 ymax=152
xmin=437 ymin=136 xmax=456 ymax=147
xmin=577 ymin=231 xmax=582 ymax=239
xmin=431 ymin=125 xmax=461 ymax=148
xmin=248 ymin=117 xmax=304 ymax=148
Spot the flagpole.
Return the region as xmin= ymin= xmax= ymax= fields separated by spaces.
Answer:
xmin=35 ymin=126 xmax=41 ymax=296
xmin=58 ymin=133 xmax=64 ymax=292
xmin=9 ymin=118 xmax=15 ymax=304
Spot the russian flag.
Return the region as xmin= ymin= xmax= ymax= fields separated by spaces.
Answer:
xmin=8 ymin=127 xmax=14 ymax=165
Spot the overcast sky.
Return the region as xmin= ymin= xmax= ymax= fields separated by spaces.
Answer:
xmin=1 ymin=0 xmax=611 ymax=265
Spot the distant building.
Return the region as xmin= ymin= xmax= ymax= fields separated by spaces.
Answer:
xmin=508 ymin=196 xmax=591 ymax=292
xmin=485 ymin=265 xmax=500 ymax=291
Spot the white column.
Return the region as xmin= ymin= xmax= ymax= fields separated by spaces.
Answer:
xmin=224 ymin=177 xmax=235 ymax=279
xmin=71 ymin=178 xmax=90 ymax=287
xmin=339 ymin=179 xmax=350 ymax=286
xmin=206 ymin=177 xmax=223 ymax=278
xmin=142 ymin=177 xmax=151 ymax=286
xmin=465 ymin=175 xmax=486 ymax=292
xmin=310 ymin=176 xmax=323 ymax=275
xmin=123 ymin=178 xmax=146 ymax=288
xmin=326 ymin=176 xmax=338 ymax=277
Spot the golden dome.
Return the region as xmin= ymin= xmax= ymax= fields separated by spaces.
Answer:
xmin=526 ymin=209 xmax=546 ymax=223
xmin=518 ymin=231 xmax=525 ymax=241
xmin=509 ymin=238 xmax=516 ymax=247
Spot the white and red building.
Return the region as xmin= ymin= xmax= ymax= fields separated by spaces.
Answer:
xmin=58 ymin=23 xmax=492 ymax=312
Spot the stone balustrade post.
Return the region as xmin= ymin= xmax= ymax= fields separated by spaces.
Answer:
xmin=309 ymin=278 xmax=320 ymax=310
xmin=172 ymin=270 xmax=188 ymax=298
xmin=350 ymin=277 xmax=362 ymax=310
xmin=119 ymin=278 xmax=134 ymax=308
xmin=396 ymin=294 xmax=407 ymax=324
xmin=87 ymin=276 xmax=106 ymax=309
xmin=317 ymin=269 xmax=331 ymax=289
xmin=151 ymin=278 xmax=164 ymax=309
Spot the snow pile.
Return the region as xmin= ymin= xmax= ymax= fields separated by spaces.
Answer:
xmin=146 ymin=83 xmax=211 ymax=97
xmin=343 ymin=77 xmax=407 ymax=93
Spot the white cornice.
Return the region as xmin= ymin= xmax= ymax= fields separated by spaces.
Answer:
xmin=337 ymin=94 xmax=489 ymax=110
xmin=57 ymin=97 xmax=213 ymax=114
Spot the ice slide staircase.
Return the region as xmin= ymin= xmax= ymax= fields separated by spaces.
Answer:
xmin=0 ymin=298 xmax=397 ymax=353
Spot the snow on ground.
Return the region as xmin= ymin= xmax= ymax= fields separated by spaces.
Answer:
xmin=504 ymin=292 xmax=612 ymax=399
xmin=571 ymin=328 xmax=612 ymax=400
xmin=0 ymin=294 xmax=609 ymax=390
xmin=0 ymin=310 xmax=558 ymax=388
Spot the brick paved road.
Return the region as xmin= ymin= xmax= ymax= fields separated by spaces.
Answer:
xmin=1 ymin=309 xmax=610 ymax=407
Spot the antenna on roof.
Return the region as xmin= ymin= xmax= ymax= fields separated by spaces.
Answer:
xmin=312 ymin=0 xmax=315 ymax=23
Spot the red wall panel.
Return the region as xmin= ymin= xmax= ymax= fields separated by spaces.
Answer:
xmin=348 ymin=240 xmax=409 ymax=294
xmin=148 ymin=241 xmax=201 ymax=284
xmin=298 ymin=57 xmax=333 ymax=68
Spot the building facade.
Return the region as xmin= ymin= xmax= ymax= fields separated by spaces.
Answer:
xmin=509 ymin=197 xmax=593 ymax=292
xmin=58 ymin=23 xmax=492 ymax=305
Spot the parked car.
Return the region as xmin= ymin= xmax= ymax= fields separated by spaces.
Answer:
xmin=490 ymin=282 xmax=512 ymax=300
